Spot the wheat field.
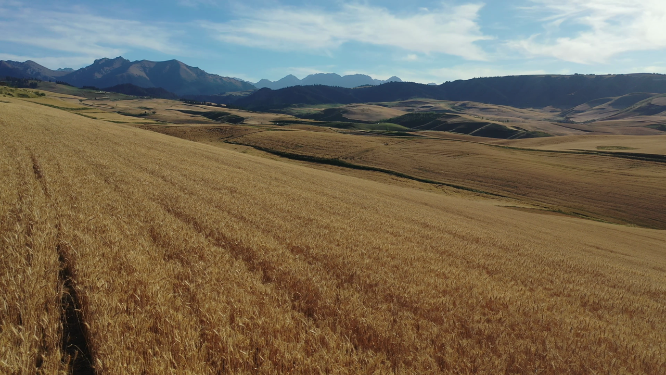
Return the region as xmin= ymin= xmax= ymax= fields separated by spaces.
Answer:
xmin=1 ymin=98 xmax=665 ymax=373
xmin=219 ymin=127 xmax=666 ymax=229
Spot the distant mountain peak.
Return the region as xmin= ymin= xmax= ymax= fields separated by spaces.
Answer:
xmin=94 ymin=56 xmax=128 ymax=64
xmin=2 ymin=57 xmax=256 ymax=96
xmin=310 ymin=72 xmax=342 ymax=77
xmin=254 ymin=73 xmax=403 ymax=90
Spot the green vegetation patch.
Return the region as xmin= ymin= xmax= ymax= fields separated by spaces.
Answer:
xmin=118 ymin=111 xmax=150 ymax=118
xmin=355 ymin=123 xmax=410 ymax=131
xmin=385 ymin=112 xmax=450 ymax=128
xmin=609 ymin=93 xmax=656 ymax=109
xmin=585 ymin=97 xmax=614 ymax=108
xmin=177 ymin=110 xmax=245 ymax=124
xmin=296 ymin=107 xmax=359 ymax=122
xmin=380 ymin=131 xmax=416 ymax=137
xmin=450 ymin=122 xmax=488 ymax=134
xmin=0 ymin=87 xmax=44 ymax=99
xmin=647 ymin=124 xmax=666 ymax=132
xmin=519 ymin=130 xmax=553 ymax=139
xmin=270 ymin=119 xmax=408 ymax=132
xmin=471 ymin=124 xmax=521 ymax=138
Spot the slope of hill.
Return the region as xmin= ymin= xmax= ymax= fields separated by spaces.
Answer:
xmin=236 ymin=74 xmax=666 ymax=110
xmin=255 ymin=73 xmax=402 ymax=90
xmin=236 ymin=82 xmax=438 ymax=110
xmin=1 ymin=97 xmax=664 ymax=373
xmin=102 ymin=83 xmax=179 ymax=99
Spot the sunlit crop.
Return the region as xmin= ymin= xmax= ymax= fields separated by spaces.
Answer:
xmin=1 ymin=99 xmax=664 ymax=374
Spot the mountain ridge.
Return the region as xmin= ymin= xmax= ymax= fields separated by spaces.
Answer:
xmin=0 ymin=57 xmax=255 ymax=96
xmin=236 ymin=74 xmax=666 ymax=111
xmin=255 ymin=73 xmax=402 ymax=90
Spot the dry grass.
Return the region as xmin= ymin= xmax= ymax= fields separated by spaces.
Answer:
xmin=497 ymin=134 xmax=666 ymax=155
xmin=328 ymin=104 xmax=406 ymax=123
xmin=90 ymin=98 xmax=304 ymax=126
xmin=217 ymin=128 xmax=666 ymax=229
xmin=1 ymin=98 xmax=665 ymax=374
xmin=350 ymin=99 xmax=666 ymax=136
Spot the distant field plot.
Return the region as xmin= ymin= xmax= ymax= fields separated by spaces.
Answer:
xmin=1 ymin=98 xmax=665 ymax=374
xmin=225 ymin=128 xmax=666 ymax=229
xmin=498 ymin=134 xmax=666 ymax=155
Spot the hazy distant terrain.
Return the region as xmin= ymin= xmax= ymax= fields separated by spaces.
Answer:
xmin=255 ymin=73 xmax=403 ymax=90
xmin=236 ymin=73 xmax=666 ymax=110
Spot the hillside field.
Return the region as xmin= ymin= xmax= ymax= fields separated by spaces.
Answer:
xmin=169 ymin=125 xmax=666 ymax=229
xmin=1 ymin=94 xmax=665 ymax=374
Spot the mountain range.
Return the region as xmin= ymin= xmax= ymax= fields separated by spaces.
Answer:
xmin=0 ymin=57 xmax=255 ymax=96
xmin=254 ymin=73 xmax=402 ymax=90
xmin=235 ymin=74 xmax=666 ymax=111
xmin=4 ymin=56 xmax=666 ymax=113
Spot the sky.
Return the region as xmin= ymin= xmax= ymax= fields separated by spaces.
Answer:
xmin=1 ymin=0 xmax=665 ymax=84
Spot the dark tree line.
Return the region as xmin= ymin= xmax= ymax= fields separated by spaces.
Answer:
xmin=3 ymin=76 xmax=41 ymax=88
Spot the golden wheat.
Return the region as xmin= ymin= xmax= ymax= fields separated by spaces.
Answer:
xmin=219 ymin=127 xmax=666 ymax=229
xmin=1 ymin=98 xmax=665 ymax=374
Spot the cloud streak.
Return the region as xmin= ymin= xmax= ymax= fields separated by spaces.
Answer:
xmin=201 ymin=3 xmax=492 ymax=60
xmin=511 ymin=0 xmax=666 ymax=64
xmin=0 ymin=4 xmax=180 ymax=67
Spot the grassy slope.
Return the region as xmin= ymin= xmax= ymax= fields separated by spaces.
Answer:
xmin=220 ymin=128 xmax=666 ymax=229
xmin=1 ymin=99 xmax=665 ymax=373
xmin=497 ymin=134 xmax=666 ymax=155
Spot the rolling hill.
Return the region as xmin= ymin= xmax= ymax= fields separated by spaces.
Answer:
xmin=235 ymin=74 xmax=666 ymax=111
xmin=102 ymin=83 xmax=179 ymax=99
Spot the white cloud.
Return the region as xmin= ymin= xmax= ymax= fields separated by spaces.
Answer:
xmin=200 ymin=2 xmax=492 ymax=60
xmin=404 ymin=54 xmax=419 ymax=61
xmin=0 ymin=4 xmax=181 ymax=64
xmin=511 ymin=0 xmax=666 ymax=64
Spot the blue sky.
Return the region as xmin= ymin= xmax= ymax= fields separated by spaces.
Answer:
xmin=1 ymin=0 xmax=665 ymax=83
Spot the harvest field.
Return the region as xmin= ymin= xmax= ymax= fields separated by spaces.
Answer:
xmin=496 ymin=133 xmax=666 ymax=155
xmin=1 ymin=97 xmax=666 ymax=374
xmin=190 ymin=126 xmax=666 ymax=229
